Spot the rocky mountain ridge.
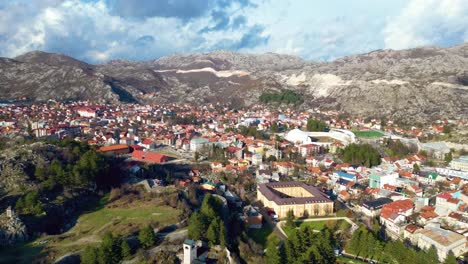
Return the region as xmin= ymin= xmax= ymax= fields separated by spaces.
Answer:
xmin=0 ymin=44 xmax=467 ymax=121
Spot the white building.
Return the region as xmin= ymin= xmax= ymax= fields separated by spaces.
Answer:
xmin=417 ymin=223 xmax=466 ymax=261
xmin=450 ymin=156 xmax=468 ymax=172
xmin=77 ymin=108 xmax=97 ymax=118
xmin=190 ymin=137 xmax=210 ymax=152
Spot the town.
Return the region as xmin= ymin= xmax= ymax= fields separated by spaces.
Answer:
xmin=0 ymin=100 xmax=467 ymax=264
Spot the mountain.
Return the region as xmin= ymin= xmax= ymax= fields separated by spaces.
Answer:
xmin=1 ymin=44 xmax=467 ymax=121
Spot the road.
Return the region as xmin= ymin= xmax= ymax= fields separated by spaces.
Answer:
xmin=255 ymin=204 xmax=288 ymax=240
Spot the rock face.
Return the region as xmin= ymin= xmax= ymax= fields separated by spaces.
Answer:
xmin=1 ymin=44 xmax=467 ymax=121
xmin=0 ymin=207 xmax=28 ymax=245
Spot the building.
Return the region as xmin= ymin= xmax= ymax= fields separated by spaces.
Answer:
xmin=76 ymin=107 xmax=97 ymax=118
xmin=417 ymin=223 xmax=466 ymax=261
xmin=243 ymin=205 xmax=263 ymax=229
xmin=183 ymin=240 xmax=208 ymax=264
xmin=257 ymin=181 xmax=333 ymax=218
xmin=98 ymin=144 xmax=130 ymax=156
xmin=380 ymin=199 xmax=413 ymax=236
xmin=450 ymin=156 xmax=468 ymax=172
xmin=361 ymin=198 xmax=393 ymax=217
xmin=131 ymin=150 xmax=169 ymax=163
xmin=190 ymin=137 xmax=210 ymax=152
xmin=369 ymin=171 xmax=398 ymax=189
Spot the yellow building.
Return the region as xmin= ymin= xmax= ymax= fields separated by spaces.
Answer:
xmin=257 ymin=181 xmax=333 ymax=218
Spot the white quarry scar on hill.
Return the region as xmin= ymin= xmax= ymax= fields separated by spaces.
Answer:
xmin=154 ymin=67 xmax=249 ymax=78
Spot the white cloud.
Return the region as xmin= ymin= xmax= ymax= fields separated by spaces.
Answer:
xmin=384 ymin=0 xmax=468 ymax=49
xmin=0 ymin=0 xmax=466 ymax=63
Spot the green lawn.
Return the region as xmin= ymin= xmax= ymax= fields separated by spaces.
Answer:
xmin=352 ymin=130 xmax=385 ymax=138
xmin=282 ymin=220 xmax=351 ymax=237
xmin=0 ymin=193 xmax=181 ymax=263
xmin=247 ymin=224 xmax=279 ymax=247
xmin=336 ymin=256 xmax=368 ymax=264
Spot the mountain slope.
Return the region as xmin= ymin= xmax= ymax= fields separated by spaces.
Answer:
xmin=1 ymin=44 xmax=467 ymax=121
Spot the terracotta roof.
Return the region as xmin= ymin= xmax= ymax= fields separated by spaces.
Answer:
xmin=98 ymin=144 xmax=129 ymax=153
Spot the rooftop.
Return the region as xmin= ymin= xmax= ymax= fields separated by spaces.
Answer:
xmin=257 ymin=181 xmax=331 ymax=205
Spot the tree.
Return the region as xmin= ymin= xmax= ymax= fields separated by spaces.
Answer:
xmin=81 ymin=246 xmax=99 ymax=264
xmin=267 ymin=155 xmax=277 ymax=162
xmin=194 ymin=151 xmax=200 ymax=162
xmin=444 ymin=251 xmax=458 ymax=264
xmin=99 ymin=233 xmax=121 ymax=264
xmin=426 ymin=245 xmax=439 ymax=264
xmin=306 ymin=118 xmax=327 ymax=132
xmin=206 ymin=217 xmax=220 ymax=246
xmin=138 ymin=225 xmax=156 ymax=249
xmin=270 ymin=122 xmax=279 ymax=133
xmin=413 ymin=163 xmax=421 ymax=173
xmin=285 ymin=209 xmax=295 ymax=228
xmin=265 ymin=242 xmax=282 ymax=264
xmin=121 ymin=239 xmax=132 ymax=259
xmin=219 ymin=223 xmax=227 ymax=247
xmin=188 ymin=212 xmax=207 ymax=240
xmin=445 ymin=152 xmax=453 ymax=164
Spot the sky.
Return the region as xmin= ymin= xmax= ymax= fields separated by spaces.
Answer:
xmin=0 ymin=0 xmax=467 ymax=63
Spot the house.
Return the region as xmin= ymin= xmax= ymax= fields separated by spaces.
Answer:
xmin=360 ymin=197 xmax=393 ymax=217
xmin=243 ymin=205 xmax=263 ymax=229
xmin=418 ymin=206 xmax=438 ymax=225
xmin=131 ymin=150 xmax=169 ymax=163
xmin=403 ymin=224 xmax=422 ymax=244
xmin=251 ymin=153 xmax=263 ymax=166
xmin=299 ymin=143 xmax=322 ymax=157
xmin=140 ymin=139 xmax=156 ymax=149
xmin=380 ymin=199 xmax=414 ymax=236
xmin=332 ymin=171 xmax=357 ymax=182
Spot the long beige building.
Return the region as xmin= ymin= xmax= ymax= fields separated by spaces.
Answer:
xmin=257 ymin=181 xmax=333 ymax=218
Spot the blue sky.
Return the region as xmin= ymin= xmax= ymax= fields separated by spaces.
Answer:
xmin=0 ymin=0 xmax=467 ymax=63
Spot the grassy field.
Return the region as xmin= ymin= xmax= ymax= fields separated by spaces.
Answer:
xmin=247 ymin=224 xmax=280 ymax=248
xmin=282 ymin=220 xmax=351 ymax=237
xmin=336 ymin=256 xmax=368 ymax=264
xmin=0 ymin=190 xmax=181 ymax=263
xmin=352 ymin=130 xmax=385 ymax=138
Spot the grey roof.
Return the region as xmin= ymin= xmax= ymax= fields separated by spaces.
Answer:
xmin=257 ymin=181 xmax=331 ymax=205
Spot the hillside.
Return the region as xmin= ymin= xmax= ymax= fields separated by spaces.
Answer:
xmin=0 ymin=44 xmax=466 ymax=121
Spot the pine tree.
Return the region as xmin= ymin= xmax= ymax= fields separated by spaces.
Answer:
xmin=188 ymin=212 xmax=207 ymax=240
xmin=265 ymin=242 xmax=282 ymax=264
xmin=219 ymin=222 xmax=227 ymax=247
xmin=98 ymin=233 xmax=121 ymax=264
xmin=444 ymin=251 xmax=458 ymax=264
xmin=138 ymin=225 xmax=156 ymax=249
xmin=121 ymin=239 xmax=131 ymax=259
xmin=206 ymin=217 xmax=220 ymax=246
xmin=81 ymin=246 xmax=99 ymax=264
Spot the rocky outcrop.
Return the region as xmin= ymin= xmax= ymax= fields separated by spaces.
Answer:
xmin=0 ymin=207 xmax=28 ymax=245
xmin=0 ymin=43 xmax=467 ymax=121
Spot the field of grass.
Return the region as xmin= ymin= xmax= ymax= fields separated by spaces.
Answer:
xmin=0 ymin=190 xmax=181 ymax=263
xmin=282 ymin=220 xmax=351 ymax=237
xmin=352 ymin=130 xmax=385 ymax=138
xmin=336 ymin=256 xmax=368 ymax=264
xmin=247 ymin=224 xmax=279 ymax=247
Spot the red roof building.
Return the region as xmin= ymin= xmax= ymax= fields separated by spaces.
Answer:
xmin=131 ymin=150 xmax=168 ymax=163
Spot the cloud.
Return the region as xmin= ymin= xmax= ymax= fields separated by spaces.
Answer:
xmin=384 ymin=0 xmax=468 ymax=49
xmin=109 ymin=0 xmax=214 ymax=20
xmin=0 ymin=0 xmax=466 ymax=63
